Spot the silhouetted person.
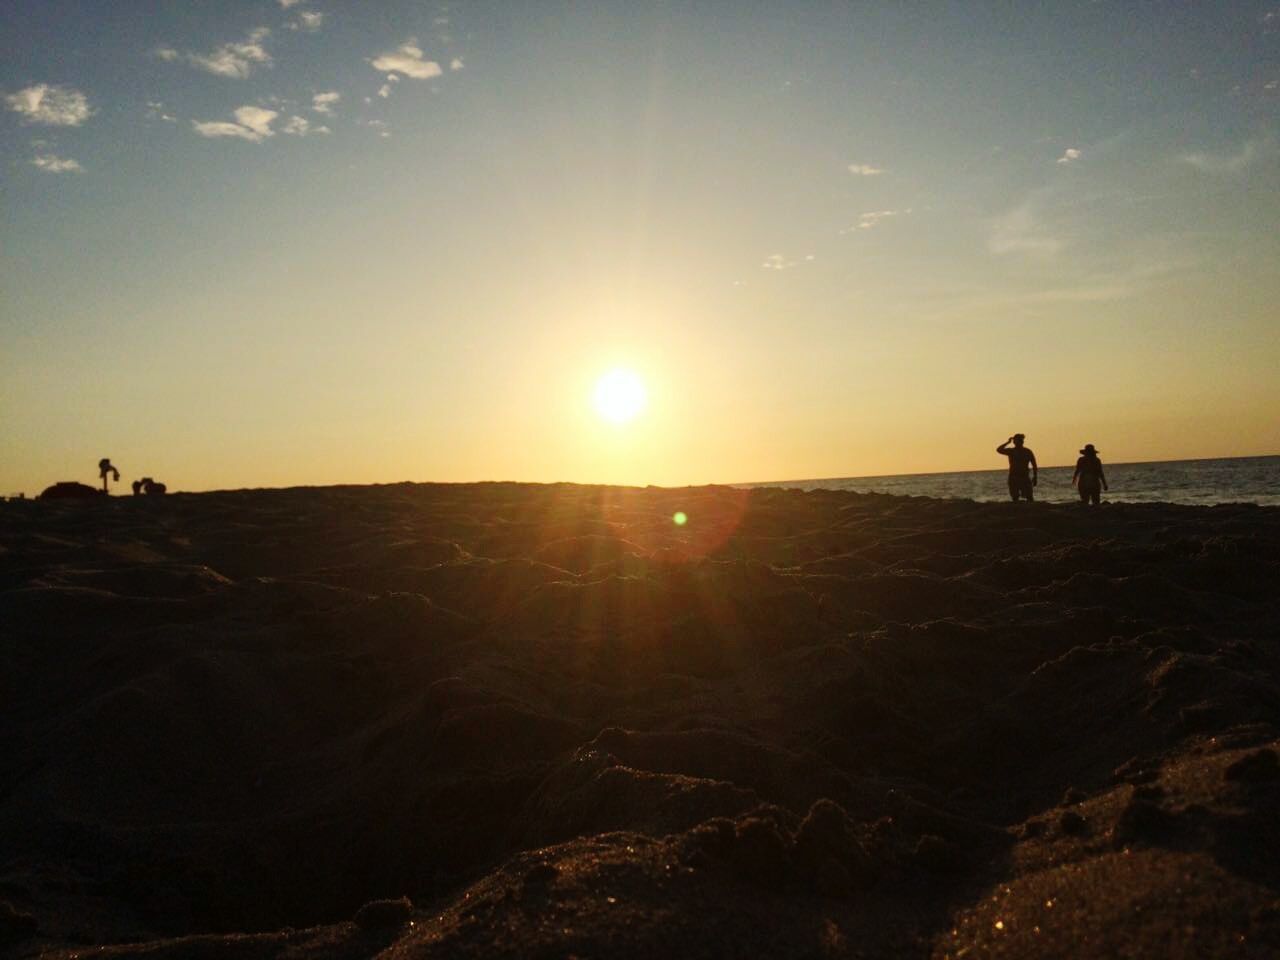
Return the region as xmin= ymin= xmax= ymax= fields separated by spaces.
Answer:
xmin=141 ymin=477 xmax=167 ymax=496
xmin=996 ymin=434 xmax=1038 ymax=501
xmin=131 ymin=480 xmax=143 ymax=496
xmin=1072 ymin=444 xmax=1107 ymax=505
xmin=98 ymin=458 xmax=120 ymax=494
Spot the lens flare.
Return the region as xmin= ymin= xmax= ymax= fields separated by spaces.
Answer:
xmin=673 ymin=511 xmax=688 ymax=526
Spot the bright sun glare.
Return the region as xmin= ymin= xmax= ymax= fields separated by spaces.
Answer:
xmin=593 ymin=368 xmax=648 ymax=424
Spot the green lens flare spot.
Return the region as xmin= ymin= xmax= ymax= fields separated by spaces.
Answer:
xmin=673 ymin=511 xmax=688 ymax=526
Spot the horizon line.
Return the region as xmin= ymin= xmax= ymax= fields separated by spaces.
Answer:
xmin=735 ymin=451 xmax=1280 ymax=488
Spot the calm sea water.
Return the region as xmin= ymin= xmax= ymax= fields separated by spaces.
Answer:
xmin=744 ymin=456 xmax=1280 ymax=506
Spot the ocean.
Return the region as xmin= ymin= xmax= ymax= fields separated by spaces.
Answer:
xmin=745 ymin=455 xmax=1280 ymax=507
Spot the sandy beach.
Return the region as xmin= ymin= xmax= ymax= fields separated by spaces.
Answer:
xmin=2 ymin=482 xmax=1279 ymax=958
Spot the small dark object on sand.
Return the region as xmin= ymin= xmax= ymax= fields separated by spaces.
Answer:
xmin=730 ymin=816 xmax=792 ymax=886
xmin=913 ymin=834 xmax=968 ymax=874
xmin=522 ymin=862 xmax=558 ymax=887
xmin=1113 ymin=797 xmax=1177 ymax=847
xmin=0 ymin=900 xmax=38 ymax=944
xmin=811 ymin=855 xmax=853 ymax=897
xmin=1058 ymin=810 xmax=1088 ymax=836
xmin=38 ymin=481 xmax=102 ymax=500
xmin=1224 ymin=749 xmax=1280 ymax=783
xmin=353 ymin=897 xmax=413 ymax=930
xmin=1019 ymin=819 xmax=1047 ymax=840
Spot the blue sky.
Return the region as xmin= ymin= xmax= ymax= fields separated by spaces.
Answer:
xmin=2 ymin=2 xmax=1278 ymax=492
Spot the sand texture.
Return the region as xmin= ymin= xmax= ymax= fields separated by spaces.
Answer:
xmin=2 ymin=483 xmax=1279 ymax=958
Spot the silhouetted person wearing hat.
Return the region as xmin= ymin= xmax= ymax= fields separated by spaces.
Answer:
xmin=1072 ymin=444 xmax=1107 ymax=505
xmin=996 ymin=434 xmax=1038 ymax=501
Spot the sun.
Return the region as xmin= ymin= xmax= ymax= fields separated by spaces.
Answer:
xmin=593 ymin=368 xmax=648 ymax=424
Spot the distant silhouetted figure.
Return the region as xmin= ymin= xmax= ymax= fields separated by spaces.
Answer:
xmin=98 ymin=458 xmax=120 ymax=494
xmin=131 ymin=480 xmax=143 ymax=496
xmin=996 ymin=434 xmax=1038 ymax=501
xmin=140 ymin=477 xmax=167 ymax=496
xmin=1072 ymin=444 xmax=1108 ymax=505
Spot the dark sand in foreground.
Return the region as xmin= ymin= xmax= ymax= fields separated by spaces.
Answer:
xmin=2 ymin=483 xmax=1279 ymax=958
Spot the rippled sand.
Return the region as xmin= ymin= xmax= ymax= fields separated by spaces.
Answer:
xmin=2 ymin=483 xmax=1278 ymax=958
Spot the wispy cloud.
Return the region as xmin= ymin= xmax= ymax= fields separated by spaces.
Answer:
xmin=32 ymin=153 xmax=83 ymax=173
xmin=191 ymin=122 xmax=258 ymax=142
xmin=312 ymin=91 xmax=340 ymax=114
xmin=378 ymin=74 xmax=400 ymax=98
xmin=146 ymin=101 xmax=177 ymax=123
xmin=847 ymin=163 xmax=884 ymax=176
xmin=278 ymin=0 xmax=303 ymax=8
xmin=281 ymin=115 xmax=329 ymax=136
xmin=1180 ymin=140 xmax=1266 ymax=174
xmin=192 ymin=105 xmax=278 ymax=142
xmin=290 ymin=11 xmax=325 ymax=32
xmin=450 ymin=57 xmax=464 ymax=71
xmin=4 ymin=84 xmax=92 ymax=126
xmin=988 ymin=203 xmax=1062 ymax=257
xmin=761 ymin=253 xmax=815 ymax=271
xmin=840 ymin=209 xmax=910 ymax=233
xmin=1056 ymin=147 xmax=1082 ymax=164
xmin=371 ymin=39 xmax=442 ymax=79
xmin=159 ymin=28 xmax=272 ymax=79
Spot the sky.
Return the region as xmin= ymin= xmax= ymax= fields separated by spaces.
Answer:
xmin=2 ymin=1 xmax=1279 ymax=493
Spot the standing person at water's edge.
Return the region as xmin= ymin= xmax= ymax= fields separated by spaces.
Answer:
xmin=996 ymin=434 xmax=1038 ymax=501
xmin=1072 ymin=443 xmax=1108 ymax=505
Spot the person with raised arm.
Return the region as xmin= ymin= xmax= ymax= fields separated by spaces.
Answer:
xmin=996 ymin=434 xmax=1038 ymax=502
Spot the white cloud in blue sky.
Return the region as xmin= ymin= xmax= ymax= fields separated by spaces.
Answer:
xmin=290 ymin=11 xmax=324 ymax=33
xmin=311 ymin=91 xmax=340 ymax=114
xmin=158 ymin=28 xmax=272 ymax=79
xmin=847 ymin=163 xmax=883 ymax=176
xmin=282 ymin=115 xmax=329 ymax=136
xmin=31 ymin=152 xmax=82 ymax=172
xmin=193 ymin=105 xmax=278 ymax=142
xmin=371 ymin=40 xmax=442 ymax=79
xmin=4 ymin=84 xmax=91 ymax=126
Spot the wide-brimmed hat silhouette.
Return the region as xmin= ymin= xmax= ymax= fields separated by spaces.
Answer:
xmin=1080 ymin=443 xmax=1098 ymax=455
